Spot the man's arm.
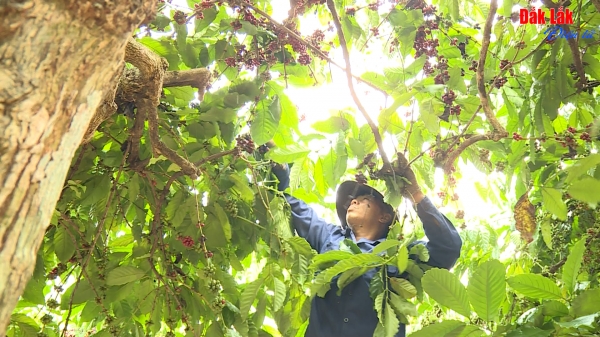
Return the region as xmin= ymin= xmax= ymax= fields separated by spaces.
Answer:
xmin=395 ymin=155 xmax=462 ymax=270
xmin=272 ymin=163 xmax=335 ymax=252
xmin=411 ymin=196 xmax=462 ymax=269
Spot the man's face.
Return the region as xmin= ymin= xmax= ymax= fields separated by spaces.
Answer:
xmin=345 ymin=195 xmax=391 ymax=230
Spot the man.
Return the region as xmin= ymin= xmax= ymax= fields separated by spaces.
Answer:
xmin=271 ymin=155 xmax=462 ymax=337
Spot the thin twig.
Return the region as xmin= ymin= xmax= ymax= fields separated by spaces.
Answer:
xmin=62 ymin=144 xmax=130 ymax=337
xmin=325 ymin=0 xmax=391 ymax=167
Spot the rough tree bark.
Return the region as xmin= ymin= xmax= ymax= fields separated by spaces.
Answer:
xmin=0 ymin=1 xmax=157 ymax=334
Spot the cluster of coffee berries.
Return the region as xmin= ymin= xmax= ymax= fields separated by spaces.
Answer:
xmin=192 ymin=2 xmax=212 ymax=19
xmin=492 ymin=76 xmax=507 ymax=88
xmin=288 ymin=0 xmax=326 ymax=17
xmin=298 ymin=53 xmax=312 ymax=65
xmin=208 ymin=279 xmax=222 ymax=293
xmin=405 ymin=0 xmax=427 ymax=10
xmin=499 ymin=59 xmax=511 ymax=70
xmin=581 ymin=132 xmax=592 ymax=142
xmin=368 ymin=2 xmax=380 ymax=11
xmin=512 ymin=132 xmax=524 ymax=141
xmin=211 ymin=296 xmax=227 ymax=311
xmin=469 ymin=60 xmax=478 ymax=71
xmin=355 ymin=172 xmax=368 ymax=184
xmin=449 ymin=105 xmax=461 ymax=116
xmin=205 ymin=251 xmax=214 ymax=258
xmin=47 ymin=263 xmax=67 ymax=280
xmin=455 ymin=210 xmax=465 ymax=219
xmin=46 ymin=299 xmax=59 ymax=309
xmin=204 ymin=263 xmax=217 ymax=277
xmin=495 ymin=161 xmax=506 ymax=172
xmin=442 ymin=90 xmax=456 ymax=105
xmin=225 ymin=198 xmax=238 ymax=216
xmin=41 ymin=314 xmax=53 ymax=325
xmin=437 ymin=191 xmax=446 ymax=199
xmin=422 ymin=5 xmax=437 ymax=16
xmin=414 ymin=25 xmax=440 ymax=58
xmin=258 ymin=144 xmax=270 ymax=154
xmin=173 ymin=11 xmax=187 ymax=25
xmin=178 ymin=235 xmax=194 ymax=248
xmin=236 ymin=134 xmax=256 ymax=153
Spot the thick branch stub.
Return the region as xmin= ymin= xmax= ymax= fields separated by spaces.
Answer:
xmin=443 ymin=134 xmax=491 ymax=173
xmin=163 ymin=69 xmax=212 ymax=100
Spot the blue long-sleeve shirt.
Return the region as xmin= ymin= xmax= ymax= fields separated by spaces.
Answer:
xmin=285 ymin=194 xmax=462 ymax=337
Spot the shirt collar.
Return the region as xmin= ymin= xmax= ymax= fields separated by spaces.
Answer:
xmin=345 ymin=226 xmax=386 ymax=245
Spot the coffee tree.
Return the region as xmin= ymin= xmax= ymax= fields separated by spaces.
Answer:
xmin=4 ymin=0 xmax=600 ymax=336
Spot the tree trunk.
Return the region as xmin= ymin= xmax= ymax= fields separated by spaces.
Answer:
xmin=0 ymin=1 xmax=156 ymax=334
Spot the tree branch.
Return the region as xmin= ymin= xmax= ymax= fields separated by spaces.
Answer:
xmin=476 ymin=0 xmax=507 ymax=138
xmin=145 ymin=102 xmax=200 ymax=178
xmin=240 ymin=2 xmax=389 ymax=97
xmin=591 ymin=0 xmax=600 ymax=13
xmin=443 ymin=134 xmax=491 ymax=173
xmin=541 ymin=0 xmax=587 ymax=89
xmin=163 ymin=68 xmax=212 ymax=100
xmin=325 ymin=0 xmax=391 ymax=168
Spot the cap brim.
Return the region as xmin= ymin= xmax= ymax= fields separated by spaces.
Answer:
xmin=335 ymin=181 xmax=395 ymax=229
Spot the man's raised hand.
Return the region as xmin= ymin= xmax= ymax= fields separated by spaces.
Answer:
xmin=393 ymin=153 xmax=425 ymax=204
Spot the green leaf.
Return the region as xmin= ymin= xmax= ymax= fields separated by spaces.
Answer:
xmin=540 ymin=219 xmax=553 ymax=249
xmin=312 ymin=116 xmax=352 ymax=134
xmin=311 ymin=251 xmax=355 ymax=269
xmin=542 ymin=300 xmax=569 ymax=317
xmin=561 ymin=238 xmax=587 ymax=296
xmin=272 ymin=278 xmax=286 ymax=312
xmin=251 ymin=97 xmax=281 ymax=145
xmin=541 ymin=188 xmax=567 ymax=221
xmin=408 ymin=320 xmax=466 ymax=337
xmin=422 ymin=268 xmax=471 ymax=317
xmin=199 ymin=107 xmax=237 ymax=123
xmin=389 ymin=291 xmax=417 ymax=317
xmin=566 ymin=154 xmax=600 ymax=184
xmin=339 ymin=239 xmax=362 ymax=254
xmin=54 ymin=225 xmax=75 ymax=263
xmin=372 ymin=239 xmax=401 ymax=255
xmin=409 ymin=244 xmax=429 ymax=262
xmin=22 ymin=278 xmax=45 ymax=305
xmin=228 ymin=174 xmax=255 ymax=202
xmin=390 ymin=278 xmax=417 ymax=299
xmin=212 ymin=203 xmax=232 ymax=241
xmin=506 ymin=327 xmax=552 ymax=337
xmin=506 ymin=274 xmax=563 ymax=300
xmin=567 ymin=175 xmax=600 ymax=204
xmin=554 ymin=313 xmax=598 ymax=328
xmin=396 ymin=246 xmax=409 ymax=273
xmin=570 ymin=288 xmax=600 ymax=317
xmin=337 ymin=267 xmax=369 ymax=294
xmin=467 ymin=259 xmax=506 ymax=322
xmin=266 ymin=144 xmax=311 ymax=163
xmin=106 ymin=266 xmax=146 ymax=286
xmin=315 ymin=254 xmax=384 ymax=285
xmin=195 ymin=8 xmax=217 ymax=33
xmin=240 ymin=278 xmax=264 ymax=320
xmin=286 ymin=237 xmax=315 ymax=257
xmin=383 ymin=299 xmax=400 ymax=337
xmin=80 ymin=174 xmax=111 ymax=206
